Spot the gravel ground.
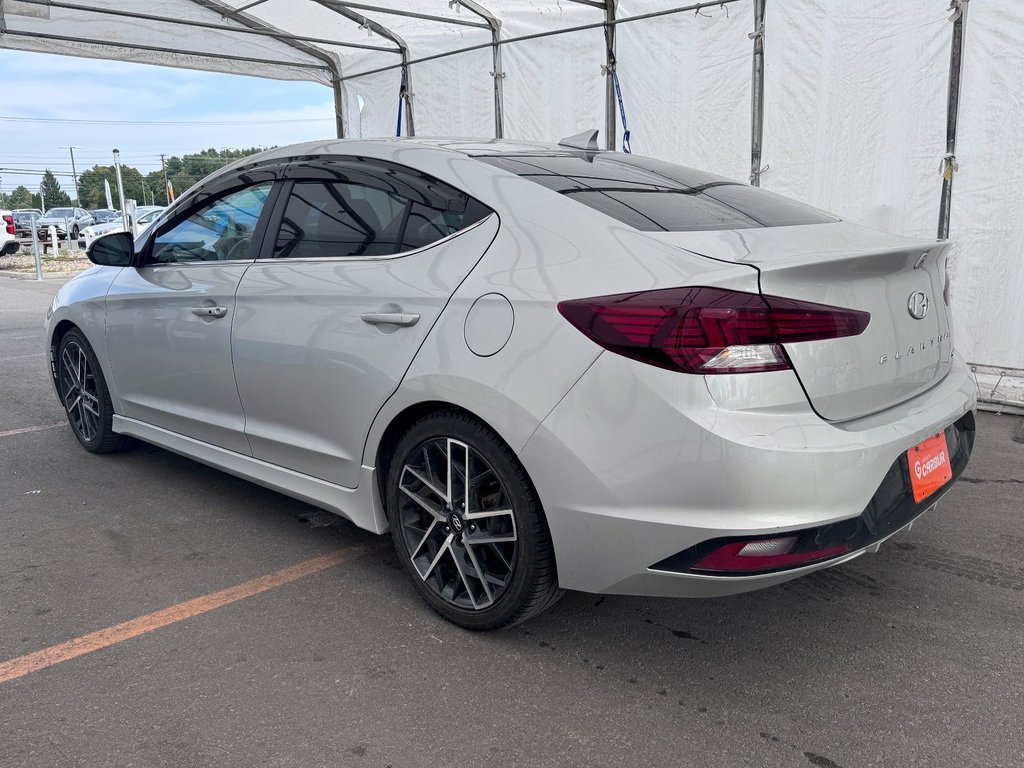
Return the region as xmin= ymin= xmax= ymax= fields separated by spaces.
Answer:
xmin=0 ymin=240 xmax=92 ymax=273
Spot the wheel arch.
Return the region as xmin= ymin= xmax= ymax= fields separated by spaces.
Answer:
xmin=48 ymin=319 xmax=80 ymax=390
xmin=368 ymin=397 xmax=550 ymax=539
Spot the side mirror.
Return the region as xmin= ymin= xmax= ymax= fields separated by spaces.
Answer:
xmin=87 ymin=231 xmax=134 ymax=267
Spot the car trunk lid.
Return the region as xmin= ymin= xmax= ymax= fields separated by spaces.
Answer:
xmin=646 ymin=223 xmax=954 ymax=422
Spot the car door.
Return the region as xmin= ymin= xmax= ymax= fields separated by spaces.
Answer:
xmin=232 ymin=157 xmax=498 ymax=487
xmin=104 ymin=174 xmax=279 ymax=454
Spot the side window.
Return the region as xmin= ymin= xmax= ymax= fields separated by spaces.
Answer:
xmin=272 ymin=167 xmax=490 ymax=259
xmin=150 ymin=183 xmax=272 ymax=264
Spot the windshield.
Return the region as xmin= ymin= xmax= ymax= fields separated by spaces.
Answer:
xmin=44 ymin=208 xmax=75 ymax=218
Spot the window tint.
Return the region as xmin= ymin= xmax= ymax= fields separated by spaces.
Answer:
xmin=477 ymin=154 xmax=837 ymax=232
xmin=151 ymin=183 xmax=271 ymax=264
xmin=272 ymin=166 xmax=491 ymax=259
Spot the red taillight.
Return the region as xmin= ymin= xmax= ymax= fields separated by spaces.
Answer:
xmin=557 ymin=287 xmax=869 ymax=375
xmin=691 ymin=536 xmax=849 ymax=573
xmin=2 ymin=215 xmax=13 ymax=236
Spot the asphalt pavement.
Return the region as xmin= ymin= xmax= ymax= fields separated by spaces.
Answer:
xmin=1 ymin=275 xmax=1022 ymax=768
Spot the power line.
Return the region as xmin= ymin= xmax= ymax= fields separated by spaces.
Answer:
xmin=0 ymin=114 xmax=333 ymax=126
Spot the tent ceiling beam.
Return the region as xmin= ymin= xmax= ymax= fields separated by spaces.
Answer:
xmin=0 ymin=28 xmax=329 ymax=71
xmin=316 ymin=1 xmax=489 ymax=30
xmin=10 ymin=0 xmax=399 ymax=53
xmin=339 ymin=0 xmax=744 ymax=82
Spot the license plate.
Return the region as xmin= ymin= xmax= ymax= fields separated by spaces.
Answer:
xmin=907 ymin=432 xmax=952 ymax=503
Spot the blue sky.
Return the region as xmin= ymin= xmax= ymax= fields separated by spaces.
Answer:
xmin=0 ymin=50 xmax=336 ymax=199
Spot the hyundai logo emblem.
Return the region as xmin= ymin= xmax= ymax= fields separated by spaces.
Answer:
xmin=907 ymin=291 xmax=929 ymax=320
xmin=450 ymin=514 xmax=463 ymax=533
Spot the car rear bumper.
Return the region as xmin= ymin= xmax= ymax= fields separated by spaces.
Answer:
xmin=519 ymin=353 xmax=977 ymax=596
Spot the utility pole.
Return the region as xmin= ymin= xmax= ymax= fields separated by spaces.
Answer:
xmin=60 ymin=146 xmax=79 ymax=203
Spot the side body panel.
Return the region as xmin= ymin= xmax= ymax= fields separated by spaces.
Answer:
xmin=232 ymin=216 xmax=500 ymax=488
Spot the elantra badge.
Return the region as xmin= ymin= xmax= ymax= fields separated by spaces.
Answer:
xmin=907 ymin=291 xmax=929 ymax=320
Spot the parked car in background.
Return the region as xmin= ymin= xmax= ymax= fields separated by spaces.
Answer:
xmin=79 ymin=206 xmax=165 ymax=250
xmin=1 ymin=210 xmax=20 ymax=255
xmin=89 ymin=209 xmax=121 ymax=224
xmin=35 ymin=207 xmax=95 ymax=239
xmin=12 ymin=209 xmax=41 ymax=238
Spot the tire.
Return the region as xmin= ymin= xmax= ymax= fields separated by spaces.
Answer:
xmin=386 ymin=410 xmax=562 ymax=630
xmin=56 ymin=328 xmax=132 ymax=453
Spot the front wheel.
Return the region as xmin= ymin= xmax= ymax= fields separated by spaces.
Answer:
xmin=386 ymin=411 xmax=562 ymax=630
xmin=56 ymin=329 xmax=131 ymax=453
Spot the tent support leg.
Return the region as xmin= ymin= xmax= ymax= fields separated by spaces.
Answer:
xmin=457 ymin=2 xmax=504 ymax=139
xmin=604 ymin=1 xmax=617 ymax=151
xmin=938 ymin=0 xmax=969 ymax=240
xmin=401 ymin=57 xmax=415 ymax=137
xmin=491 ymin=28 xmax=505 ymax=139
xmin=332 ymin=75 xmax=345 ymax=138
xmin=749 ymin=0 xmax=766 ymax=186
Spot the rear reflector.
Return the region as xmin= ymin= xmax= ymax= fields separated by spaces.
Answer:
xmin=692 ymin=537 xmax=849 ymax=573
xmin=558 ymin=286 xmax=869 ymax=375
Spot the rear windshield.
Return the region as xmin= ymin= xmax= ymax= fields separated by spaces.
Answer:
xmin=476 ymin=154 xmax=837 ymax=232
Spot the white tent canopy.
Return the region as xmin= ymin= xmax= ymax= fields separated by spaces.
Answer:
xmin=2 ymin=0 xmax=1022 ymax=408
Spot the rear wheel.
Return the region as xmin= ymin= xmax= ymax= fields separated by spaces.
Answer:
xmin=57 ymin=329 xmax=131 ymax=453
xmin=386 ymin=411 xmax=561 ymax=630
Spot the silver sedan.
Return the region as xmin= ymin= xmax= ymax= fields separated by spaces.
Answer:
xmin=45 ymin=137 xmax=976 ymax=629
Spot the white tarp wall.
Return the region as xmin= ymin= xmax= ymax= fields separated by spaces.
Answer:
xmin=2 ymin=0 xmax=1021 ymax=405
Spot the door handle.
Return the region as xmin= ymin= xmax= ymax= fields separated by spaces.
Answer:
xmin=191 ymin=306 xmax=228 ymax=318
xmin=360 ymin=312 xmax=420 ymax=327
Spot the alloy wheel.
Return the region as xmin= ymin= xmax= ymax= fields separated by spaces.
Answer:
xmin=397 ymin=438 xmax=518 ymax=610
xmin=59 ymin=341 xmax=101 ymax=442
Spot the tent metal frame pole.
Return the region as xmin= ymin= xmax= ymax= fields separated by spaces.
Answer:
xmin=1 ymin=28 xmax=329 ymax=71
xmin=457 ymin=0 xmax=504 ymax=139
xmin=938 ymin=0 xmax=969 ymax=240
xmin=11 ymin=0 xmax=398 ymax=53
xmin=604 ymin=1 xmax=617 ymax=151
xmin=749 ymin=0 xmax=766 ymax=186
xmin=194 ymin=0 xmax=350 ymax=138
xmin=339 ymin=0 xmax=744 ymax=83
xmin=313 ymin=1 xmax=413 ymax=136
xmin=316 ymin=0 xmax=488 ymax=30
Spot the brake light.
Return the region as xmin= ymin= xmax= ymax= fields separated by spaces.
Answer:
xmin=691 ymin=536 xmax=849 ymax=573
xmin=3 ymin=215 xmax=13 ymax=236
xmin=557 ymin=287 xmax=869 ymax=375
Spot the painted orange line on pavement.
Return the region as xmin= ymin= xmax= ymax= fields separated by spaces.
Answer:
xmin=0 ymin=547 xmax=366 ymax=685
xmin=0 ymin=423 xmax=65 ymax=439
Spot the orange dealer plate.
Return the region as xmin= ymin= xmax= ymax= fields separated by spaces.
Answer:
xmin=907 ymin=432 xmax=953 ymax=503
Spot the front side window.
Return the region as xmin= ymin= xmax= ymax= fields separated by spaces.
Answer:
xmin=150 ymin=183 xmax=271 ymax=264
xmin=271 ymin=164 xmax=491 ymax=259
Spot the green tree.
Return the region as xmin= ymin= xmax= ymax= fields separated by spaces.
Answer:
xmin=39 ymin=170 xmax=72 ymax=209
xmin=77 ymin=164 xmax=150 ymax=209
xmin=9 ymin=185 xmax=33 ymax=209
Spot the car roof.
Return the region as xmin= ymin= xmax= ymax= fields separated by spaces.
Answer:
xmin=245 ymin=137 xmax=591 ymax=166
